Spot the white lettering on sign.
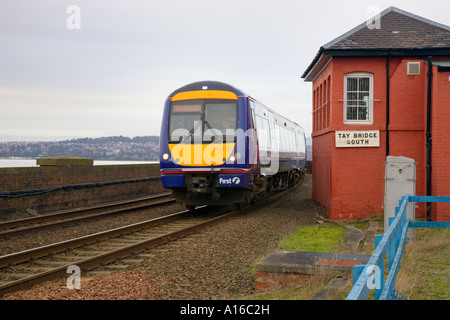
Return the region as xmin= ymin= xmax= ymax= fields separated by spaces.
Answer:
xmin=219 ymin=177 xmax=241 ymax=185
xmin=335 ymin=130 xmax=380 ymax=148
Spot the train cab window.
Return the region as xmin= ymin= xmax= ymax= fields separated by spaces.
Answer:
xmin=169 ymin=101 xmax=202 ymax=142
xmin=169 ymin=100 xmax=237 ymax=143
xmin=204 ymin=102 xmax=237 ymax=135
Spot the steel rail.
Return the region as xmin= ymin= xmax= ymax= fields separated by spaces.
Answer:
xmin=0 ymin=209 xmax=194 ymax=268
xmin=0 ymin=180 xmax=302 ymax=297
xmin=0 ymin=209 xmax=208 ymax=297
xmin=0 ymin=193 xmax=175 ymax=236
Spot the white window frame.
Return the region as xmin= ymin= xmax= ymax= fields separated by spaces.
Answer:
xmin=343 ymin=72 xmax=374 ymax=125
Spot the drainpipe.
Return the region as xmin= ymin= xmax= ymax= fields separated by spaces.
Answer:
xmin=426 ymin=56 xmax=433 ymax=221
xmin=385 ymin=52 xmax=390 ymax=157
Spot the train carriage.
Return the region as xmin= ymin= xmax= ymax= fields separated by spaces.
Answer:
xmin=159 ymin=81 xmax=306 ymax=208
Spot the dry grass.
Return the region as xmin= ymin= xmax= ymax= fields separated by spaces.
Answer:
xmin=395 ymin=228 xmax=450 ymax=300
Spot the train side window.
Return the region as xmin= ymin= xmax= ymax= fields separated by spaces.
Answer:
xmin=291 ymin=131 xmax=296 ymax=152
xmin=279 ymin=127 xmax=284 ymax=151
xmin=298 ymin=133 xmax=305 ymax=153
xmin=285 ymin=129 xmax=289 ymax=151
xmin=285 ymin=130 xmax=290 ymax=152
xmin=251 ymin=109 xmax=256 ymax=129
xmin=288 ymin=130 xmax=294 ymax=152
xmin=275 ymin=125 xmax=281 ymax=153
xmin=256 ymin=115 xmax=271 ymax=149
xmin=294 ymin=132 xmax=299 ymax=153
xmin=286 ymin=130 xmax=290 ymax=152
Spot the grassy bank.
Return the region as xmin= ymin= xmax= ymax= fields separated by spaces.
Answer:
xmin=248 ymin=221 xmax=350 ymax=300
xmin=278 ymin=223 xmax=348 ymax=253
xmin=248 ymin=219 xmax=449 ymax=300
xmin=395 ymin=227 xmax=450 ymax=300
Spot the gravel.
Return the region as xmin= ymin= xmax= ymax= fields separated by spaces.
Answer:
xmin=2 ymin=174 xmax=323 ymax=300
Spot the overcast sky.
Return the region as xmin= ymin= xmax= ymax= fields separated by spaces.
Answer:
xmin=1 ymin=0 xmax=449 ymax=142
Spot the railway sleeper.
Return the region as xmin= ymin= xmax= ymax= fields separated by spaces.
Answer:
xmin=30 ymin=260 xmax=69 ymax=266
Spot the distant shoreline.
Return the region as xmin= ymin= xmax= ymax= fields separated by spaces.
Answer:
xmin=0 ymin=159 xmax=158 ymax=168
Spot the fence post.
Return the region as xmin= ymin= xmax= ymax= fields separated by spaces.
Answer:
xmin=373 ymin=234 xmax=384 ymax=299
xmin=352 ymin=265 xmax=365 ymax=286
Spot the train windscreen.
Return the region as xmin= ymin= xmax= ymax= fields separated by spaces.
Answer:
xmin=169 ymin=100 xmax=237 ymax=143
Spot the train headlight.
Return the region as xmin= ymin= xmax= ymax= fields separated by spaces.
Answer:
xmin=229 ymin=152 xmax=240 ymax=163
xmin=162 ymin=153 xmax=169 ymax=160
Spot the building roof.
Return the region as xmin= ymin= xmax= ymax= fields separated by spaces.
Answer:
xmin=302 ymin=7 xmax=450 ymax=81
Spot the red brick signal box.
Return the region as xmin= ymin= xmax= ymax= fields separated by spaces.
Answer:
xmin=302 ymin=7 xmax=450 ymax=221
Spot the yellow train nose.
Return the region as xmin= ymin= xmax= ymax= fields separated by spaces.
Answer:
xmin=168 ymin=143 xmax=236 ymax=166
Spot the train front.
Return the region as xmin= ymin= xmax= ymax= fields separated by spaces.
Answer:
xmin=159 ymin=82 xmax=255 ymax=208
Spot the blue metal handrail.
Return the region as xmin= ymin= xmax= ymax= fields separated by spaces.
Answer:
xmin=347 ymin=195 xmax=450 ymax=300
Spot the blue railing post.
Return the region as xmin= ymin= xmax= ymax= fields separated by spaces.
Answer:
xmin=352 ymin=265 xmax=365 ymax=286
xmin=347 ymin=194 xmax=450 ymax=300
xmin=388 ymin=216 xmax=396 ymax=270
xmin=373 ymin=233 xmax=384 ymax=300
xmin=380 ymin=218 xmax=410 ymax=300
xmin=374 ymin=234 xmax=383 ymax=248
xmin=375 ymin=258 xmax=384 ymax=300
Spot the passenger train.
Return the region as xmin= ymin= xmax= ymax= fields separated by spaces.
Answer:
xmin=159 ymin=81 xmax=306 ymax=209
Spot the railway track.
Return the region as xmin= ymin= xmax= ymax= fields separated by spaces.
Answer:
xmin=0 ymin=182 xmax=301 ymax=298
xmin=0 ymin=193 xmax=175 ymax=237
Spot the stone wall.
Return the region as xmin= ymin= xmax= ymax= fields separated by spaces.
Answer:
xmin=0 ymin=158 xmax=164 ymax=217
